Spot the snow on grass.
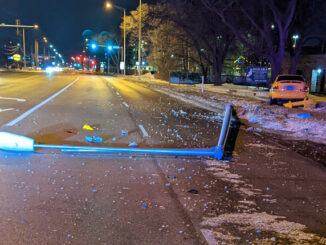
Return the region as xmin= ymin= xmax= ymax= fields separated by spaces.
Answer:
xmin=154 ymin=84 xmax=326 ymax=144
xmin=201 ymin=212 xmax=322 ymax=244
xmin=203 ymin=159 xmax=324 ymax=244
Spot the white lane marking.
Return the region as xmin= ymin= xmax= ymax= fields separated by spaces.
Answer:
xmin=0 ymin=96 xmax=26 ymax=102
xmin=122 ymin=102 xmax=129 ymax=108
xmin=138 ymin=124 xmax=149 ymax=137
xmin=0 ymin=108 xmax=15 ymax=112
xmin=5 ymin=77 xmax=79 ymax=127
xmin=201 ymin=229 xmax=218 ymax=245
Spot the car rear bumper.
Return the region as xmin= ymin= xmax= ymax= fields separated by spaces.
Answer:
xmin=270 ymin=91 xmax=308 ymax=99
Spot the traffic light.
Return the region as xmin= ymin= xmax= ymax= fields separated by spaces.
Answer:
xmin=90 ymin=42 xmax=98 ymax=50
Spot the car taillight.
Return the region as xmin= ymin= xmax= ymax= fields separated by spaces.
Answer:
xmin=272 ymin=85 xmax=279 ymax=91
xmin=302 ymin=86 xmax=308 ymax=92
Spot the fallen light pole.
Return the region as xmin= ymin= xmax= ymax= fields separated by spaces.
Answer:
xmin=0 ymin=104 xmax=234 ymax=160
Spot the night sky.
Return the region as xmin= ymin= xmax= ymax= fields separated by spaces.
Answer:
xmin=0 ymin=0 xmax=155 ymax=57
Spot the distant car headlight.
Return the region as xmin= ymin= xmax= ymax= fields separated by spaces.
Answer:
xmin=45 ymin=67 xmax=54 ymax=73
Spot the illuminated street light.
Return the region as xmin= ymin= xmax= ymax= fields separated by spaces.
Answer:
xmin=292 ymin=34 xmax=299 ymax=39
xmin=0 ymin=23 xmax=40 ymax=69
xmin=105 ymin=2 xmax=112 ymax=9
xmin=138 ymin=0 xmax=142 ymax=78
xmin=105 ymin=1 xmax=127 ymax=76
xmin=42 ymin=37 xmax=48 ymax=67
xmin=292 ymin=34 xmax=299 ymax=48
xmin=90 ymin=43 xmax=98 ymax=50
xmin=107 ymin=45 xmax=113 ymax=51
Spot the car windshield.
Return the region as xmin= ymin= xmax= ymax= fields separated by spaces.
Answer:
xmin=277 ymin=75 xmax=304 ymax=81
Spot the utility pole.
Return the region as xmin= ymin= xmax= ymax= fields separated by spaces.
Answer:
xmin=23 ymin=28 xmax=26 ymax=69
xmin=123 ymin=8 xmax=126 ymax=76
xmin=16 ymin=19 xmax=20 ymax=36
xmin=138 ymin=0 xmax=142 ymax=79
xmin=105 ymin=3 xmax=127 ymax=75
xmin=0 ymin=23 xmax=39 ymax=70
xmin=35 ymin=40 xmax=39 ymax=69
xmin=44 ymin=46 xmax=46 ymax=66
xmin=107 ymin=52 xmax=110 ymax=74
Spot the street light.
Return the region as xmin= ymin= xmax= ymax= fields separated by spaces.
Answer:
xmin=105 ymin=2 xmax=112 ymax=8
xmin=105 ymin=1 xmax=126 ymax=76
xmin=42 ymin=37 xmax=48 ymax=67
xmin=292 ymin=34 xmax=299 ymax=48
xmin=91 ymin=43 xmax=97 ymax=50
xmin=138 ymin=0 xmax=142 ymax=79
xmin=0 ymin=23 xmax=39 ymax=69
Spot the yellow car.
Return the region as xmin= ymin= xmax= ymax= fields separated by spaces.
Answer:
xmin=269 ymin=74 xmax=309 ymax=105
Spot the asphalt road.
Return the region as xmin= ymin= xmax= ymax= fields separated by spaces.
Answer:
xmin=0 ymin=72 xmax=223 ymax=244
xmin=0 ymin=72 xmax=325 ymax=244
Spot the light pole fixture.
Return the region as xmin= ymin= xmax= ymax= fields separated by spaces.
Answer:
xmin=138 ymin=0 xmax=142 ymax=79
xmin=0 ymin=23 xmax=39 ymax=69
xmin=105 ymin=1 xmax=127 ymax=76
xmin=42 ymin=37 xmax=48 ymax=67
xmin=292 ymin=34 xmax=299 ymax=48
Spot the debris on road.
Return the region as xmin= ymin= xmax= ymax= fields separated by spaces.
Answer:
xmin=128 ymin=142 xmax=138 ymax=147
xmin=297 ymin=112 xmax=311 ymax=118
xmin=85 ymin=135 xmax=103 ymax=143
xmin=83 ymin=124 xmax=94 ymax=131
xmin=249 ymin=117 xmax=258 ymax=124
xmin=188 ymin=189 xmax=199 ymax=194
xmin=0 ymin=108 xmax=15 ymax=113
xmin=121 ymin=130 xmax=128 ymax=136
xmin=284 ymin=98 xmax=317 ymax=110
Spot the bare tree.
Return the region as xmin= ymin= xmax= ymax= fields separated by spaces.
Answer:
xmin=288 ymin=0 xmax=326 ymax=73
xmin=162 ymin=0 xmax=234 ymax=85
xmin=201 ymin=0 xmax=297 ymax=81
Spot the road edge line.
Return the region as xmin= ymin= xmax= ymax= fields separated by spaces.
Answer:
xmin=138 ymin=124 xmax=149 ymax=137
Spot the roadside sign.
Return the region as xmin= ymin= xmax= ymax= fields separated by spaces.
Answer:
xmin=13 ymin=54 xmax=21 ymax=61
xmin=246 ymin=66 xmax=268 ymax=84
xmin=311 ymin=69 xmax=322 ymax=93
xmin=120 ymin=61 xmax=125 ymax=70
